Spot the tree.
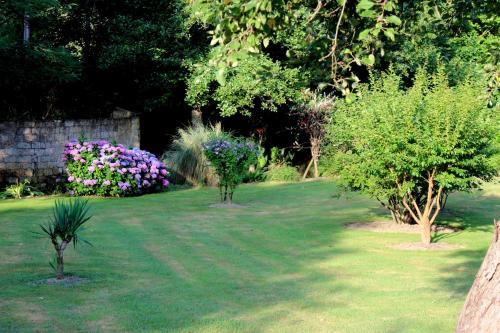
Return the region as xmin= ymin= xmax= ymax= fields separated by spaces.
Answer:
xmin=0 ymin=0 xmax=205 ymax=122
xmin=291 ymin=90 xmax=334 ymax=178
xmin=186 ymin=52 xmax=302 ymax=117
xmin=39 ymin=198 xmax=92 ymax=279
xmin=456 ymin=220 xmax=500 ymax=333
xmin=0 ymin=0 xmax=81 ymax=119
xmin=324 ymin=69 xmax=497 ymax=244
xmin=186 ymin=0 xmax=401 ymax=113
xmin=203 ymin=136 xmax=259 ymax=204
xmin=385 ymin=1 xmax=499 ymax=107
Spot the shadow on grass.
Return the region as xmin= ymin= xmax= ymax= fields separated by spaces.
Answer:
xmin=434 ymin=201 xmax=496 ymax=302
xmin=435 ymin=248 xmax=487 ymax=303
xmin=0 ymin=180 xmax=497 ymax=332
xmin=364 ymin=189 xmax=499 ymax=237
xmin=0 ymin=181 xmax=367 ymax=332
xmin=102 ymin=199 xmax=359 ymax=331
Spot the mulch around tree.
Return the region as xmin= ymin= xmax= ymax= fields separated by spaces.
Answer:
xmin=32 ymin=276 xmax=89 ymax=286
xmin=209 ymin=203 xmax=247 ymax=209
xmin=345 ymin=221 xmax=460 ymax=234
xmin=345 ymin=221 xmax=463 ymax=250
xmin=389 ymin=242 xmax=463 ymax=251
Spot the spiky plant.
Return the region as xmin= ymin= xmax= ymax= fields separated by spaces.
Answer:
xmin=39 ymin=198 xmax=92 ymax=279
xmin=163 ymin=123 xmax=225 ymax=186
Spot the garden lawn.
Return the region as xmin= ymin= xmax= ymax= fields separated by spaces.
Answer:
xmin=0 ymin=180 xmax=498 ymax=333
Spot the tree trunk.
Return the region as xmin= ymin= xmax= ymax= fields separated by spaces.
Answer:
xmin=302 ymin=158 xmax=314 ymax=180
xmin=310 ymin=138 xmax=320 ymax=178
xmin=385 ymin=197 xmax=415 ymax=225
xmin=23 ymin=13 xmax=30 ymax=43
xmin=456 ymin=220 xmax=500 ymax=333
xmin=313 ymin=158 xmax=319 ymax=178
xmin=420 ymin=218 xmax=431 ymax=245
xmin=191 ymin=107 xmax=202 ymax=125
xmin=403 ymin=210 xmax=415 ymax=224
xmin=390 ymin=210 xmax=411 ymax=225
xmin=399 ymin=172 xmax=443 ymax=244
xmin=56 ymin=249 xmax=64 ymax=280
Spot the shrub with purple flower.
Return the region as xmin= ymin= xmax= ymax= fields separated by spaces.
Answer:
xmin=64 ymin=140 xmax=169 ymax=196
xmin=203 ymin=136 xmax=259 ymax=203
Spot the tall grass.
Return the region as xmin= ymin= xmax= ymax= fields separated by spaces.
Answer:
xmin=163 ymin=123 xmax=225 ymax=186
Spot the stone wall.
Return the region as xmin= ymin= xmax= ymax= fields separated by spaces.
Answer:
xmin=0 ymin=112 xmax=140 ymax=185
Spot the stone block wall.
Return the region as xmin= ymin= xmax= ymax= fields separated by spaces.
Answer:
xmin=0 ymin=113 xmax=140 ymax=185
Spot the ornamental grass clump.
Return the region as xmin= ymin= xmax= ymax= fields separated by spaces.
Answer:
xmin=163 ymin=123 xmax=223 ymax=186
xmin=64 ymin=140 xmax=169 ymax=196
xmin=203 ymin=136 xmax=259 ymax=204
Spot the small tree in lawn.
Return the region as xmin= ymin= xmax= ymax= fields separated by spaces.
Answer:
xmin=292 ymin=90 xmax=335 ymax=179
xmin=203 ymin=136 xmax=259 ymax=204
xmin=325 ymin=69 xmax=497 ymax=244
xmin=39 ymin=198 xmax=92 ymax=279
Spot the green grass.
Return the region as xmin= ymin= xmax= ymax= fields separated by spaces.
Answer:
xmin=0 ymin=180 xmax=498 ymax=333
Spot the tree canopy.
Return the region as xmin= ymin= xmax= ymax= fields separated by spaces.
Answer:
xmin=0 ymin=0 xmax=498 ymax=154
xmin=323 ymin=69 xmax=497 ymax=243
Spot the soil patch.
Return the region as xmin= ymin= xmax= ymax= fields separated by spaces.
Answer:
xmin=345 ymin=221 xmax=460 ymax=234
xmin=32 ymin=276 xmax=89 ymax=286
xmin=209 ymin=203 xmax=247 ymax=209
xmin=390 ymin=242 xmax=463 ymax=251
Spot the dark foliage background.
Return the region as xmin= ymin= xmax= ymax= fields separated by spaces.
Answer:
xmin=1 ymin=0 xmax=497 ymax=157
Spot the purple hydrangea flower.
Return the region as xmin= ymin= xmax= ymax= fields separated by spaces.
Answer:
xmin=118 ymin=181 xmax=130 ymax=190
xmin=64 ymin=139 xmax=170 ymax=195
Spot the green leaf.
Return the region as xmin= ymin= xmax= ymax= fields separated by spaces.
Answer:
xmin=384 ymin=29 xmax=395 ymax=41
xmin=210 ymin=37 xmax=219 ymax=46
xmin=362 ymin=54 xmax=375 ymax=66
xmin=359 ymin=9 xmax=376 ymax=18
xmin=368 ymin=54 xmax=375 ymax=65
xmin=216 ymin=67 xmax=226 ymax=85
xmin=386 ymin=15 xmax=402 ymax=26
xmin=356 ymin=0 xmax=375 ymax=11
xmin=345 ymin=93 xmax=356 ymax=103
xmin=358 ymin=29 xmax=371 ymax=41
xmin=384 ymin=1 xmax=395 ymax=11
xmin=370 ymin=28 xmax=380 ymax=37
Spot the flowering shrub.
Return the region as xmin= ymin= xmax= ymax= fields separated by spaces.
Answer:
xmin=63 ymin=140 xmax=169 ymax=196
xmin=203 ymin=136 xmax=259 ymax=203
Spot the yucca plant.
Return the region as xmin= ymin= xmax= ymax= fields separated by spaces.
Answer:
xmin=163 ymin=123 xmax=225 ymax=186
xmin=39 ymin=198 xmax=92 ymax=279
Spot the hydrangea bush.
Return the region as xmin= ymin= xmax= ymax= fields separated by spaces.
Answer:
xmin=63 ymin=140 xmax=169 ymax=196
xmin=203 ymin=136 xmax=259 ymax=203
